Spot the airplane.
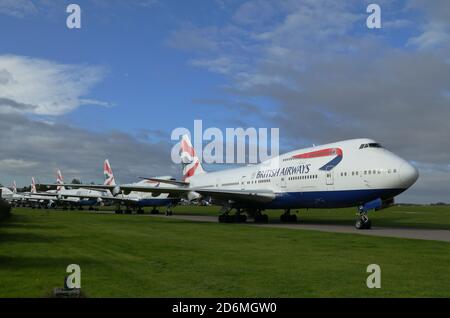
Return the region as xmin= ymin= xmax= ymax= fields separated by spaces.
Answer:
xmin=40 ymin=169 xmax=112 ymax=210
xmin=98 ymin=159 xmax=180 ymax=215
xmin=41 ymin=160 xmax=180 ymax=215
xmin=0 ymin=181 xmax=25 ymax=204
xmin=8 ymin=181 xmax=29 ymax=206
xmin=0 ymin=186 xmax=13 ymax=201
xmin=19 ymin=177 xmax=59 ymax=208
xmin=56 ymin=135 xmax=419 ymax=229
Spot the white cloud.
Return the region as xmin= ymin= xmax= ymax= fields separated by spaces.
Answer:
xmin=0 ymin=158 xmax=38 ymax=170
xmin=0 ymin=0 xmax=37 ymax=17
xmin=407 ymin=22 xmax=450 ymax=49
xmin=0 ymin=55 xmax=109 ymax=116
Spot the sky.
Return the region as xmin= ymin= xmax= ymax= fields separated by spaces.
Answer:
xmin=0 ymin=0 xmax=449 ymax=203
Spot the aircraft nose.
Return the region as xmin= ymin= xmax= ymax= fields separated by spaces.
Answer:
xmin=399 ymin=161 xmax=419 ymax=188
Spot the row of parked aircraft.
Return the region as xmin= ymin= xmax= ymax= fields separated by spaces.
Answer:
xmin=1 ymin=160 xmax=178 ymax=215
xmin=1 ymin=135 xmax=419 ymax=229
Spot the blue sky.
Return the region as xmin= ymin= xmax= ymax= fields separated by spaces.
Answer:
xmin=0 ymin=0 xmax=449 ymax=203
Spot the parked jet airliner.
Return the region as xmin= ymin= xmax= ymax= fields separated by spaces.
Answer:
xmin=96 ymin=159 xmax=179 ymax=215
xmin=41 ymin=160 xmax=180 ymax=214
xmin=59 ymin=135 xmax=419 ymax=229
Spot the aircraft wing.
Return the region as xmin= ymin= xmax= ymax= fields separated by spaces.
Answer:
xmin=192 ymin=188 xmax=275 ymax=203
xmin=38 ymin=183 xmax=116 ymax=191
xmin=38 ymin=183 xmax=275 ymax=204
xmin=138 ymin=177 xmax=190 ymax=186
xmin=28 ymin=192 xmax=58 ymax=197
xmin=115 ymin=185 xmax=275 ymax=203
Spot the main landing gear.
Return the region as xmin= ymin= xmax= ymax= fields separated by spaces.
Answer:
xmin=280 ymin=209 xmax=297 ymax=223
xmin=136 ymin=208 xmax=145 ymax=214
xmin=218 ymin=208 xmax=269 ymax=223
xmin=355 ymin=209 xmax=372 ymax=230
xmin=218 ymin=207 xmax=248 ymax=223
xmin=150 ymin=208 xmax=160 ymax=215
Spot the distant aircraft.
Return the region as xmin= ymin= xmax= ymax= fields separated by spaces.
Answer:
xmin=21 ymin=177 xmax=59 ymax=208
xmin=8 ymin=180 xmax=27 ymax=205
xmin=28 ymin=171 xmax=108 ymax=210
xmin=41 ymin=160 xmax=179 ymax=215
xmin=0 ymin=186 xmax=13 ymax=201
xmin=57 ymin=135 xmax=419 ymax=229
xmin=96 ymin=159 xmax=180 ymax=215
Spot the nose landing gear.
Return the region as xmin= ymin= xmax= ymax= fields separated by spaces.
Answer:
xmin=355 ymin=210 xmax=372 ymax=230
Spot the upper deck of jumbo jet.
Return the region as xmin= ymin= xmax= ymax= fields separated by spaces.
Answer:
xmin=265 ymin=138 xmax=378 ymax=163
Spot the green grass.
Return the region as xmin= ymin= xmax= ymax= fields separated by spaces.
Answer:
xmin=0 ymin=208 xmax=449 ymax=297
xmin=171 ymin=205 xmax=450 ymax=230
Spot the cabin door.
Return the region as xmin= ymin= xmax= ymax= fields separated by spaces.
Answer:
xmin=325 ymin=166 xmax=334 ymax=185
xmin=240 ymin=176 xmax=247 ymax=190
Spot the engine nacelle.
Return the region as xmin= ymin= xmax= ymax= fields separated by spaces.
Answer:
xmin=112 ymin=186 xmax=122 ymax=196
xmin=151 ymin=192 xmax=161 ymax=197
xmin=47 ymin=200 xmax=56 ymax=209
xmin=187 ymin=191 xmax=201 ymax=202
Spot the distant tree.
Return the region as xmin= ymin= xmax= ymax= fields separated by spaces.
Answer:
xmin=21 ymin=186 xmax=31 ymax=192
xmin=71 ymin=179 xmax=81 ymax=184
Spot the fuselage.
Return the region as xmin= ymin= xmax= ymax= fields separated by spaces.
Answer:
xmin=188 ymin=138 xmax=419 ymax=209
xmin=1 ymin=187 xmax=13 ymax=201
xmin=120 ymin=178 xmax=178 ymax=207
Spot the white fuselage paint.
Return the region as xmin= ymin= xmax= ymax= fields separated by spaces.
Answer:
xmin=187 ymin=139 xmax=418 ymax=209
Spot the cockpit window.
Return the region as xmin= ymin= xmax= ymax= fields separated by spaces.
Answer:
xmin=359 ymin=143 xmax=383 ymax=149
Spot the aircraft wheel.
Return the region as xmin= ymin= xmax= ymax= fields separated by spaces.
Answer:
xmin=355 ymin=217 xmax=371 ymax=230
xmin=234 ymin=214 xmax=247 ymax=223
xmin=355 ymin=219 xmax=363 ymax=229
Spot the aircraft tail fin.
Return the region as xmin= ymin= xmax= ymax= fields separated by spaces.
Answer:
xmin=56 ymin=169 xmax=65 ymax=192
xmin=179 ymin=134 xmax=205 ymax=182
xmin=103 ymin=159 xmax=116 ymax=186
xmin=12 ymin=180 xmax=17 ymax=194
xmin=31 ymin=177 xmax=37 ymax=193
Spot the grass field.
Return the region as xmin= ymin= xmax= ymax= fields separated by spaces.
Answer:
xmin=0 ymin=207 xmax=449 ymax=297
xmin=172 ymin=204 xmax=450 ymax=230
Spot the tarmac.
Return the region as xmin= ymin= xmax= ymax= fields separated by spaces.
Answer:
xmin=148 ymin=214 xmax=450 ymax=243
